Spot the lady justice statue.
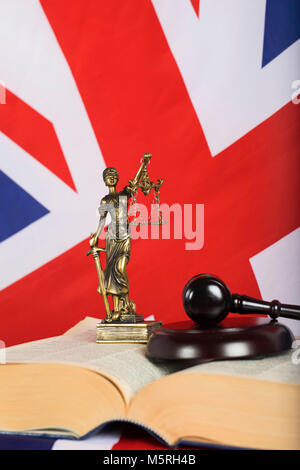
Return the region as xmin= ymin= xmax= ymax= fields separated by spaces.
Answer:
xmin=87 ymin=153 xmax=163 ymax=342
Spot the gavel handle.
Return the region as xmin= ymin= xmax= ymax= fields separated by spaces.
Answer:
xmin=232 ymin=294 xmax=300 ymax=321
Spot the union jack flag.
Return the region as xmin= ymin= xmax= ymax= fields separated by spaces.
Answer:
xmin=0 ymin=0 xmax=299 ymax=449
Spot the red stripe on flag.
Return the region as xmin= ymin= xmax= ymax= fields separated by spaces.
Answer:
xmin=0 ymin=89 xmax=76 ymax=191
xmin=111 ymin=423 xmax=195 ymax=450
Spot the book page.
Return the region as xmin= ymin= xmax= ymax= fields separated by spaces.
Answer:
xmin=179 ymin=349 xmax=300 ymax=384
xmin=128 ymin=365 xmax=300 ymax=450
xmin=0 ymin=363 xmax=125 ymax=438
xmin=128 ymin=346 xmax=300 ymax=449
xmin=6 ymin=317 xmax=181 ymax=402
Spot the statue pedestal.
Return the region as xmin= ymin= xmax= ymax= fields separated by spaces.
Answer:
xmin=96 ymin=320 xmax=162 ymax=343
xmin=117 ymin=313 xmax=144 ymax=323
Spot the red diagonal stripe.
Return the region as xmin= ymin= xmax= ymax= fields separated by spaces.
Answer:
xmin=0 ymin=89 xmax=76 ymax=191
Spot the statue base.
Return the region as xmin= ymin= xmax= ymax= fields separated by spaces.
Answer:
xmin=96 ymin=320 xmax=162 ymax=343
xmin=116 ymin=313 xmax=144 ymax=323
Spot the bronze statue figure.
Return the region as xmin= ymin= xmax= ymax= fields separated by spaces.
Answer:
xmin=88 ymin=153 xmax=163 ymax=325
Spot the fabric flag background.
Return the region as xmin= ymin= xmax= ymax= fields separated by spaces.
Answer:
xmin=0 ymin=0 xmax=299 ymax=449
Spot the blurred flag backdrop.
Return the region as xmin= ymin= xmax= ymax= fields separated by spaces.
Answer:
xmin=1 ymin=2 xmax=300 ymax=348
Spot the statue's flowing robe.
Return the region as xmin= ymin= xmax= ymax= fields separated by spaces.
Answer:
xmin=100 ymin=187 xmax=133 ymax=295
xmin=104 ymin=235 xmax=131 ymax=295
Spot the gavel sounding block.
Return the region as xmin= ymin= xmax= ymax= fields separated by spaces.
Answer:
xmin=146 ymin=317 xmax=294 ymax=363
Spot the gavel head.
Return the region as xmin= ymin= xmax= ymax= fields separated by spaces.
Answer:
xmin=182 ymin=273 xmax=232 ymax=326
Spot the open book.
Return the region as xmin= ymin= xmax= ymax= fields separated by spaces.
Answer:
xmin=1 ymin=317 xmax=300 ymax=450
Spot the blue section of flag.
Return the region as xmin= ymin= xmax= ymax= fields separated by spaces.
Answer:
xmin=0 ymin=434 xmax=55 ymax=450
xmin=0 ymin=171 xmax=49 ymax=242
xmin=262 ymin=0 xmax=300 ymax=67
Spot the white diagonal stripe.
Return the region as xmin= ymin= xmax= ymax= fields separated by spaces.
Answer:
xmin=52 ymin=429 xmax=122 ymax=450
xmin=250 ymin=227 xmax=300 ymax=336
xmin=152 ymin=0 xmax=300 ymax=156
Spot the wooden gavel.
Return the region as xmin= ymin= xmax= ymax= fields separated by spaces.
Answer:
xmin=183 ymin=273 xmax=300 ymax=327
